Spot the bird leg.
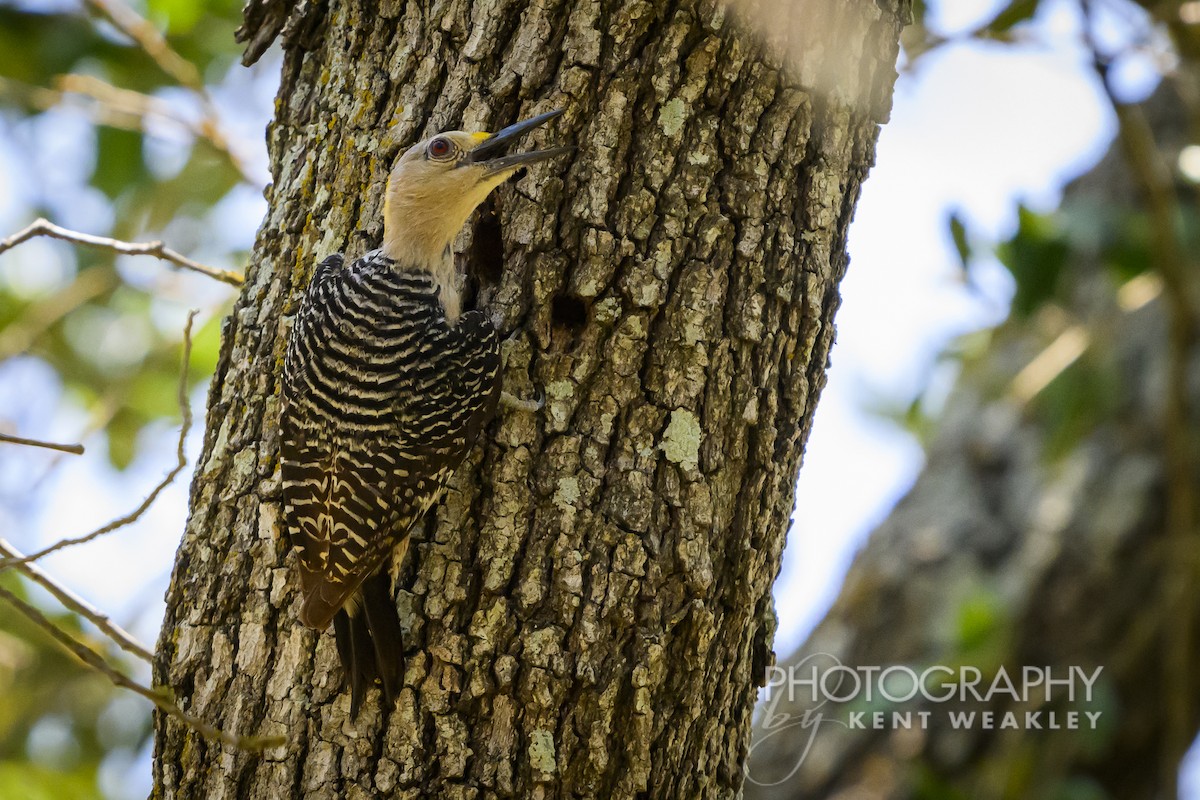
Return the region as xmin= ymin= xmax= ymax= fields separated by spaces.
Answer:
xmin=500 ymin=388 xmax=544 ymax=412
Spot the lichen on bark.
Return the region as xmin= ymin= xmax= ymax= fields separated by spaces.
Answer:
xmin=153 ymin=0 xmax=907 ymax=796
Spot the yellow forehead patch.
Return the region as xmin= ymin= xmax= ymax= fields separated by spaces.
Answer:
xmin=471 ymin=132 xmax=491 ymax=142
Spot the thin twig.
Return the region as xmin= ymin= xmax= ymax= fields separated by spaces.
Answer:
xmin=0 ymin=584 xmax=285 ymax=752
xmin=0 ymin=218 xmax=243 ymax=287
xmin=0 ymin=310 xmax=198 ymax=571
xmin=0 ymin=538 xmax=152 ymax=662
xmin=0 ymin=432 xmax=84 ymax=456
xmin=0 ymin=311 xmax=283 ymax=752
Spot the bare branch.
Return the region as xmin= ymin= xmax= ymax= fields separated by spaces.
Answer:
xmin=0 ymin=538 xmax=152 ymax=662
xmin=0 ymin=218 xmax=243 ymax=287
xmin=0 ymin=77 xmax=142 ymax=132
xmin=0 ymin=584 xmax=285 ymax=752
xmin=0 ymin=76 xmax=76 ymax=116
xmin=0 ymin=310 xmax=198 ymax=571
xmin=0 ymin=432 xmax=84 ymax=456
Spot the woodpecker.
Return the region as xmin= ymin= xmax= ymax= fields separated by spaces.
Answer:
xmin=280 ymin=109 xmax=569 ymax=715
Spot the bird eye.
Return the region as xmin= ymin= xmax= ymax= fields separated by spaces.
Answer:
xmin=427 ymin=137 xmax=456 ymax=161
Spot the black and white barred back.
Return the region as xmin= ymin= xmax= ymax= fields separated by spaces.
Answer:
xmin=280 ymin=250 xmax=501 ymax=634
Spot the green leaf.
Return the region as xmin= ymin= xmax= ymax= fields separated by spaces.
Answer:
xmin=956 ymin=591 xmax=1004 ymax=652
xmin=0 ymin=762 xmax=99 ymax=800
xmin=0 ymin=9 xmax=170 ymax=96
xmin=1033 ymin=354 xmax=1118 ymax=460
xmin=126 ymin=370 xmax=182 ymax=419
xmin=188 ymin=311 xmax=225 ymax=379
xmin=0 ymin=576 xmax=125 ymax=769
xmin=1103 ymin=212 xmax=1152 ymax=282
xmin=147 ymin=0 xmax=203 ymax=35
xmin=92 ymin=126 xmax=146 ymax=200
xmin=996 ymin=206 xmax=1068 ymax=318
xmin=105 ymin=406 xmax=139 ymax=469
xmin=0 ymin=10 xmax=108 ymax=87
xmin=147 ymin=0 xmax=245 ymax=76
xmin=980 ymin=0 xmax=1039 ymax=36
xmin=948 ymin=211 xmax=970 ymax=272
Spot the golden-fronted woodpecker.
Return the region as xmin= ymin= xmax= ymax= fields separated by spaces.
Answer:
xmin=280 ymin=109 xmax=569 ymax=715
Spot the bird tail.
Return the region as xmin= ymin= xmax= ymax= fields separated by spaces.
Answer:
xmin=331 ymin=571 xmax=405 ymax=717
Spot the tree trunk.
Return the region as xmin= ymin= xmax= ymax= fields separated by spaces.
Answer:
xmin=152 ymin=0 xmax=907 ymax=796
xmin=744 ymin=85 xmax=1200 ymax=800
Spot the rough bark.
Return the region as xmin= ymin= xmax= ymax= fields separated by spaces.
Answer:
xmin=152 ymin=1 xmax=906 ymax=796
xmin=744 ymin=86 xmax=1200 ymax=800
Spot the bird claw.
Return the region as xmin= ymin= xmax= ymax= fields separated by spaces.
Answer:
xmin=500 ymin=388 xmax=544 ymax=412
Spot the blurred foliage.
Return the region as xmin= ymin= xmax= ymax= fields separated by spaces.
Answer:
xmin=997 ymin=206 xmax=1070 ymax=319
xmin=904 ymin=0 xmax=1120 ymax=58
xmin=0 ymin=1 xmax=244 ymax=92
xmin=0 ymin=0 xmax=250 ymax=469
xmin=0 ymin=0 xmax=253 ymax=797
xmin=873 ymin=1 xmax=1200 ymax=793
xmin=1032 ymin=349 xmax=1122 ymax=459
xmin=947 ymin=211 xmax=970 ymax=273
xmin=954 ymin=589 xmax=1007 ymax=654
xmin=0 ymin=574 xmax=150 ymax=799
xmin=894 ymin=0 xmax=1200 ymax=467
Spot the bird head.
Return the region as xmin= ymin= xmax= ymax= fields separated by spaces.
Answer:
xmin=382 ymin=108 xmax=570 ymax=270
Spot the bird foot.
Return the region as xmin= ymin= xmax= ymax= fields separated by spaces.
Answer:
xmin=501 ymin=389 xmax=544 ymax=412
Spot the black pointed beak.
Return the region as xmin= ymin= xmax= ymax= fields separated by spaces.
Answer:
xmin=465 ymin=108 xmax=573 ymax=175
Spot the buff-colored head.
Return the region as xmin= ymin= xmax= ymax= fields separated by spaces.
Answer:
xmin=381 ymin=109 xmax=570 ymax=310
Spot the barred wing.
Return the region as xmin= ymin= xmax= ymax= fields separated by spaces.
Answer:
xmin=281 ymin=439 xmax=454 ymax=628
xmin=280 ymin=253 xmax=500 ymax=629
